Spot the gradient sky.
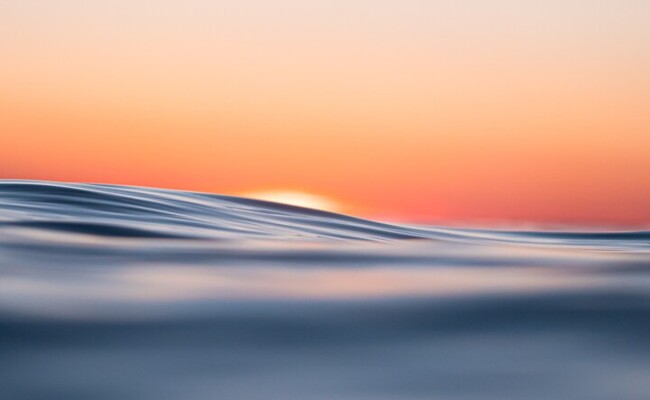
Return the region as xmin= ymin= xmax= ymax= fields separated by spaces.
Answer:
xmin=1 ymin=0 xmax=649 ymax=225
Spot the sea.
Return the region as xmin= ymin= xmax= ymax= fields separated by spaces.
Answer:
xmin=1 ymin=180 xmax=648 ymax=399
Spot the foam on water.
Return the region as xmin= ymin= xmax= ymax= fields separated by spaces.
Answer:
xmin=1 ymin=180 xmax=649 ymax=399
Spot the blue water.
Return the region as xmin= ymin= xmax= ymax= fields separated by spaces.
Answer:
xmin=1 ymin=180 xmax=649 ymax=399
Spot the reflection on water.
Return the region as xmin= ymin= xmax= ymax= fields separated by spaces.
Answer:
xmin=1 ymin=180 xmax=649 ymax=399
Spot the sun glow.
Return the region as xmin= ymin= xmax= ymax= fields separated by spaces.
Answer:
xmin=241 ymin=190 xmax=341 ymax=212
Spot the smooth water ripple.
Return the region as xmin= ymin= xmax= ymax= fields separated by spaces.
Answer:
xmin=1 ymin=180 xmax=649 ymax=400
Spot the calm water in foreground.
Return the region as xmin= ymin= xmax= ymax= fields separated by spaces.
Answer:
xmin=1 ymin=180 xmax=649 ymax=399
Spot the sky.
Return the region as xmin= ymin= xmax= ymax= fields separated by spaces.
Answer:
xmin=1 ymin=0 xmax=649 ymax=225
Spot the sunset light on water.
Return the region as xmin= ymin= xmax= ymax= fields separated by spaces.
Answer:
xmin=241 ymin=190 xmax=342 ymax=212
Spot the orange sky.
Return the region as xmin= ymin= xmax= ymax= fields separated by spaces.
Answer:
xmin=1 ymin=1 xmax=649 ymax=225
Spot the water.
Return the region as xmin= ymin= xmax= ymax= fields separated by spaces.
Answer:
xmin=1 ymin=180 xmax=648 ymax=400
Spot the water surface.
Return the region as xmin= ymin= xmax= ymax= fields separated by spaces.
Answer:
xmin=1 ymin=180 xmax=649 ymax=399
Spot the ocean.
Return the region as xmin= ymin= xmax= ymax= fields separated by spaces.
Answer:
xmin=1 ymin=180 xmax=648 ymax=399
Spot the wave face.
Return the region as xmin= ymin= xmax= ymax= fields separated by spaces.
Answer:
xmin=1 ymin=180 xmax=649 ymax=400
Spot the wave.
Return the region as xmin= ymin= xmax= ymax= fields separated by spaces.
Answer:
xmin=1 ymin=180 xmax=647 ymax=245
xmin=0 ymin=180 xmax=437 ymax=241
xmin=1 ymin=180 xmax=649 ymax=400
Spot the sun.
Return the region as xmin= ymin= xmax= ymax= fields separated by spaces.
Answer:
xmin=240 ymin=190 xmax=341 ymax=212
